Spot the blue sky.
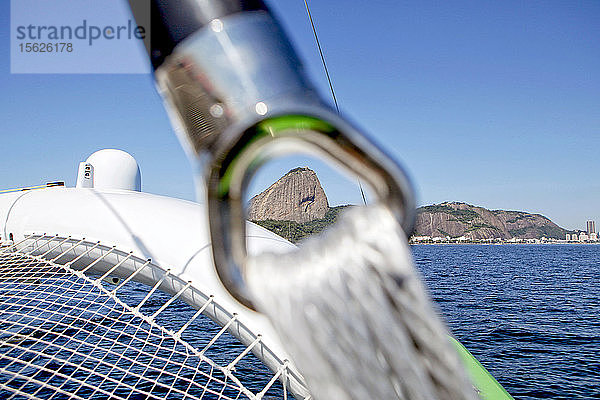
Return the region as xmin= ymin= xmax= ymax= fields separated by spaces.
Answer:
xmin=1 ymin=1 xmax=599 ymax=230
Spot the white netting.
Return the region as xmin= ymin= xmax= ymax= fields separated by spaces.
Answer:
xmin=1 ymin=204 xmax=479 ymax=400
xmin=247 ymin=205 xmax=478 ymax=400
xmin=0 ymin=237 xmax=299 ymax=400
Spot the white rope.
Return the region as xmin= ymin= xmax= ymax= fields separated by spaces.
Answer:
xmin=18 ymin=234 xmax=50 ymax=255
xmin=0 ymin=234 xmax=36 ymax=254
xmin=96 ymin=251 xmax=133 ymax=283
xmin=38 ymin=236 xmax=72 ymax=258
xmin=0 ymin=241 xmax=297 ymax=399
xmin=247 ymin=204 xmax=477 ymax=400
xmin=50 ymin=237 xmax=87 ymax=262
xmin=227 ymin=336 xmax=262 ymax=371
xmin=176 ymin=296 xmax=214 ymax=338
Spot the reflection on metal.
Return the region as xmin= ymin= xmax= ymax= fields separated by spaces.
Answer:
xmin=0 ymin=234 xmax=310 ymax=399
xmin=156 ymin=10 xmax=415 ymax=309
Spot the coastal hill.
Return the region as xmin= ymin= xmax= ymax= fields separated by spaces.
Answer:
xmin=414 ymin=202 xmax=568 ymax=240
xmin=248 ymin=167 xmax=568 ymax=242
xmin=248 ymin=167 xmax=329 ymax=223
xmin=248 ymin=167 xmax=347 ymax=242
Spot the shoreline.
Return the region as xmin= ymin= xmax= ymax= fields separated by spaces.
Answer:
xmin=410 ymin=241 xmax=600 ymax=246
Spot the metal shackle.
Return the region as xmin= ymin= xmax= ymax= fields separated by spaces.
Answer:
xmin=130 ymin=1 xmax=416 ymax=309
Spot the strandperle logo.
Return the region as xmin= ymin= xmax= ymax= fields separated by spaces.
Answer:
xmin=11 ymin=0 xmax=151 ymax=73
xmin=15 ymin=19 xmax=146 ymax=46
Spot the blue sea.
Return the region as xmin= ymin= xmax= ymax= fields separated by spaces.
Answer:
xmin=137 ymin=244 xmax=600 ymax=399
xmin=412 ymin=244 xmax=600 ymax=399
xmin=1 ymin=244 xmax=598 ymax=399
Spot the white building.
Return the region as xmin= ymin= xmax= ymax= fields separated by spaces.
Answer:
xmin=410 ymin=236 xmax=431 ymax=243
xmin=587 ymin=220 xmax=596 ymax=235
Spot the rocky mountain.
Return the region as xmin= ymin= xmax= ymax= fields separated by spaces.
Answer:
xmin=414 ymin=202 xmax=568 ymax=240
xmin=248 ymin=168 xmax=569 ymax=242
xmin=248 ymin=167 xmax=329 ymax=223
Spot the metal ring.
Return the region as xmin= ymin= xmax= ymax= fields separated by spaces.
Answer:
xmin=205 ymin=109 xmax=416 ymax=309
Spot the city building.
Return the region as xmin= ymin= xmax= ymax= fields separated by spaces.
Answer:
xmin=587 ymin=220 xmax=596 ymax=235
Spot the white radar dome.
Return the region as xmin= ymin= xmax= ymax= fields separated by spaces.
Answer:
xmin=76 ymin=149 xmax=141 ymax=191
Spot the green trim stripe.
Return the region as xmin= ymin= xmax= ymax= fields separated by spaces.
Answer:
xmin=450 ymin=337 xmax=514 ymax=400
xmin=217 ymin=115 xmax=335 ymax=197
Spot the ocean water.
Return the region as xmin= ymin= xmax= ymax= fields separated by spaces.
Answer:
xmin=142 ymin=244 xmax=600 ymax=399
xmin=412 ymin=244 xmax=600 ymax=399
xmin=2 ymin=244 xmax=597 ymax=399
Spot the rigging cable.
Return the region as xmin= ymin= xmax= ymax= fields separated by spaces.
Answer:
xmin=303 ymin=0 xmax=339 ymax=114
xmin=302 ymin=0 xmax=367 ymax=205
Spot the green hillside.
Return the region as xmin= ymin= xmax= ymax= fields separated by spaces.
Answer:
xmin=252 ymin=205 xmax=350 ymax=243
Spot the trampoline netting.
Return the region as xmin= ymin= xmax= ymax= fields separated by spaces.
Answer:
xmin=0 ymin=236 xmax=300 ymax=400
